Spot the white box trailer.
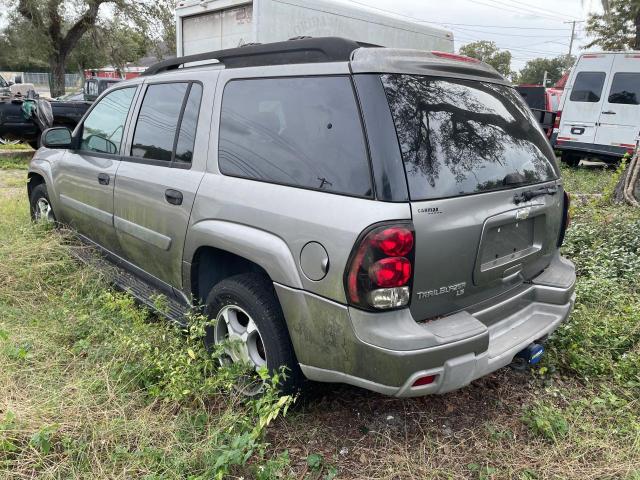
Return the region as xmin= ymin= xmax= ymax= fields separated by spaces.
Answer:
xmin=175 ymin=0 xmax=454 ymax=57
xmin=553 ymin=51 xmax=640 ymax=163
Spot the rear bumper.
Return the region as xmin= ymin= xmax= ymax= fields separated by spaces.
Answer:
xmin=276 ymin=253 xmax=576 ymax=397
xmin=551 ymin=133 xmax=631 ymax=159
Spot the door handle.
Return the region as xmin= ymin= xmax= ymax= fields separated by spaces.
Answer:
xmin=97 ymin=173 xmax=110 ymax=185
xmin=165 ymin=189 xmax=183 ymax=206
xmin=602 ymin=111 xmax=617 ymax=115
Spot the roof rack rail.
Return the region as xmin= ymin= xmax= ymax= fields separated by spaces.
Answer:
xmin=143 ymin=37 xmax=372 ymax=76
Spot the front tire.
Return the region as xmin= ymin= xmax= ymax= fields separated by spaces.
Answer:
xmin=204 ymin=273 xmax=302 ymax=395
xmin=29 ymin=183 xmax=56 ymax=223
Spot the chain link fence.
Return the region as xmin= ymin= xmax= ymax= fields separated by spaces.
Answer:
xmin=0 ymin=72 xmax=84 ymax=97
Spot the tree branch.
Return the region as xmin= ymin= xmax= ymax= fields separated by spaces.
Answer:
xmin=17 ymin=0 xmax=44 ymax=30
xmin=60 ymin=0 xmax=109 ymax=56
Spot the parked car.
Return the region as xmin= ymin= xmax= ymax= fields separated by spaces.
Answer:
xmin=515 ymin=85 xmax=563 ymax=138
xmin=82 ymin=77 xmax=122 ymax=102
xmin=0 ymin=78 xmax=122 ymax=148
xmin=28 ymin=37 xmax=575 ymax=397
xmin=552 ymin=51 xmax=640 ymax=165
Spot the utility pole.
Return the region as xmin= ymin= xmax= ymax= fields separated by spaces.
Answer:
xmin=564 ymin=20 xmax=584 ymax=57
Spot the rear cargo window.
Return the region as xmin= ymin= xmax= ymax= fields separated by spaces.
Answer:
xmin=218 ymin=77 xmax=373 ymax=197
xmin=608 ymin=73 xmax=640 ymax=105
xmin=381 ymin=74 xmax=557 ymax=201
xmin=570 ymin=72 xmax=606 ymax=102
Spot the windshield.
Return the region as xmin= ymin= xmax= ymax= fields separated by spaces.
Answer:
xmin=381 ymin=74 xmax=558 ymax=201
xmin=0 ymin=75 xmax=8 ymax=88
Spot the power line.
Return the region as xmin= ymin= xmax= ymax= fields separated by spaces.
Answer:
xmin=450 ymin=25 xmax=571 ymax=38
xmin=494 ymin=0 xmax=582 ymax=21
xmin=343 ymin=0 xmax=575 ymax=30
xmin=463 ymin=0 xmax=579 ymax=22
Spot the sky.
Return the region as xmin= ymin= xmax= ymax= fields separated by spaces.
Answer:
xmin=0 ymin=0 xmax=604 ymax=72
xmin=337 ymin=0 xmax=604 ymax=71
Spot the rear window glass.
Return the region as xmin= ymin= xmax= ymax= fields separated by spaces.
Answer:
xmin=381 ymin=74 xmax=558 ymax=201
xmin=218 ymin=77 xmax=373 ymax=197
xmin=608 ymin=73 xmax=640 ymax=105
xmin=570 ymin=72 xmax=606 ymax=102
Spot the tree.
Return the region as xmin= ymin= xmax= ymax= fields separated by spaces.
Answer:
xmin=2 ymin=0 xmax=172 ymax=97
xmin=459 ymin=41 xmax=512 ymax=77
xmin=585 ymin=0 xmax=640 ymax=50
xmin=515 ymin=56 xmax=575 ymax=86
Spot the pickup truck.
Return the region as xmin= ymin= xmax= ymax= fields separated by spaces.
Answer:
xmin=0 ymin=77 xmax=121 ymax=147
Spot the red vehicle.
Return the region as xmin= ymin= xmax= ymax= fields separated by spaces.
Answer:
xmin=515 ymin=85 xmax=562 ymax=138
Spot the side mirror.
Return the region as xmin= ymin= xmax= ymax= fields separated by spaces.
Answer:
xmin=7 ymin=81 xmax=14 ymax=87
xmin=42 ymin=127 xmax=72 ymax=149
xmin=85 ymin=134 xmax=117 ymax=154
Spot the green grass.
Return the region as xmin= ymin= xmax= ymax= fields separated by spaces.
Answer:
xmin=0 ymin=142 xmax=32 ymax=151
xmin=1 ymin=167 xmax=640 ymax=479
xmin=0 ymin=157 xmax=29 ymax=170
xmin=560 ymin=163 xmax=617 ymax=196
xmin=0 ymin=190 xmax=294 ymax=479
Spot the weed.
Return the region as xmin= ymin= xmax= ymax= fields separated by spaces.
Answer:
xmin=522 ymin=403 xmax=569 ymax=442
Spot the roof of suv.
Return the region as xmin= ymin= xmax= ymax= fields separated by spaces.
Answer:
xmin=143 ymin=37 xmax=509 ymax=85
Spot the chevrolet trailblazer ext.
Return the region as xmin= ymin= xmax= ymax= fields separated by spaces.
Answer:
xmin=27 ymin=38 xmax=576 ymax=397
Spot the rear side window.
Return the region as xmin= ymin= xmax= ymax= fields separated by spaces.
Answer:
xmin=218 ymin=77 xmax=373 ymax=197
xmin=175 ymin=84 xmax=203 ymax=164
xmin=608 ymin=73 xmax=640 ymax=105
xmin=131 ymin=83 xmax=189 ymax=161
xmin=81 ymin=87 xmax=136 ymax=155
xmin=570 ymin=72 xmax=606 ymax=102
xmin=381 ymin=74 xmax=557 ymax=201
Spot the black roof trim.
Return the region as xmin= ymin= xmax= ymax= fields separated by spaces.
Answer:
xmin=143 ymin=37 xmax=372 ymax=76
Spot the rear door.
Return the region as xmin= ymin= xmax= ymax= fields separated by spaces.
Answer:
xmin=558 ymin=54 xmax=613 ymax=145
xmin=594 ymin=54 xmax=640 ymax=152
xmin=113 ymin=79 xmax=209 ymax=289
xmin=381 ymin=74 xmax=562 ymax=322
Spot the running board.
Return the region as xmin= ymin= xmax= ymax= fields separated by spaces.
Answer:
xmin=70 ymin=245 xmax=191 ymax=325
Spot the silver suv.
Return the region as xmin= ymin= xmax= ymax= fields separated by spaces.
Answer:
xmin=27 ymin=38 xmax=576 ymax=397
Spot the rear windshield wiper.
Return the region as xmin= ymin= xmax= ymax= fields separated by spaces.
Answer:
xmin=514 ymin=185 xmax=558 ymax=204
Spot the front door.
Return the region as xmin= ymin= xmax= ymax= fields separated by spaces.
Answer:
xmin=594 ymin=54 xmax=640 ymax=151
xmin=113 ymin=81 xmax=206 ymax=289
xmin=54 ymin=86 xmax=138 ymax=253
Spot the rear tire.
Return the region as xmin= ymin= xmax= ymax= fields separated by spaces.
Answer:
xmin=204 ymin=273 xmax=303 ymax=395
xmin=29 ymin=183 xmax=56 ymax=223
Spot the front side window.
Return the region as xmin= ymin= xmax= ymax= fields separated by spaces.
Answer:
xmin=131 ymin=83 xmax=189 ymax=162
xmin=570 ymin=72 xmax=606 ymax=102
xmin=608 ymin=73 xmax=640 ymax=105
xmin=381 ymin=74 xmax=558 ymax=201
xmin=218 ymin=77 xmax=373 ymax=197
xmin=81 ymin=87 xmax=136 ymax=154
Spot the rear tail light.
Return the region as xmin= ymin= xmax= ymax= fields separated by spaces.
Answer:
xmin=346 ymin=223 xmax=415 ymax=311
xmin=557 ymin=191 xmax=571 ymax=247
xmin=553 ymin=110 xmax=562 ymax=130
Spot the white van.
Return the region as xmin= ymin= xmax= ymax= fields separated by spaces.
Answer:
xmin=553 ymin=52 xmax=640 ymax=165
xmin=175 ymin=0 xmax=454 ymax=57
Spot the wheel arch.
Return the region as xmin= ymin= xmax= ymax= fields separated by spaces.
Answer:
xmin=185 ymin=220 xmax=304 ymax=304
xmin=27 ymin=171 xmax=46 ymax=199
